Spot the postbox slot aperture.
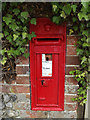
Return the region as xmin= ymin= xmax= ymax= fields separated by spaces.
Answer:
xmin=37 ymin=38 xmax=59 ymax=42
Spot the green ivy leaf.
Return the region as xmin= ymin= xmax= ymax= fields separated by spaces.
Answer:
xmin=23 ymin=27 xmax=27 ymax=32
xmin=81 ymin=2 xmax=88 ymax=9
xmin=69 ymin=29 xmax=74 ymax=35
xmin=23 ymin=53 xmax=29 ymax=58
xmin=28 ymin=34 xmax=32 ymax=41
xmin=13 ymin=34 xmax=18 ymax=41
xmin=72 ymin=17 xmax=77 ymax=22
xmin=76 ymin=48 xmax=83 ymax=55
xmin=28 ymin=32 xmax=36 ymax=40
xmin=0 ymin=48 xmax=7 ymax=55
xmin=83 ymin=43 xmax=90 ymax=47
xmin=82 ymin=30 xmax=88 ymax=37
xmin=63 ymin=4 xmax=71 ymax=15
xmin=21 ymin=18 xmax=25 ymax=23
xmin=0 ymin=33 xmax=4 ymax=39
xmin=60 ymin=11 xmax=66 ymax=19
xmin=21 ymin=11 xmax=29 ymax=19
xmin=52 ymin=16 xmax=60 ymax=24
xmin=79 ymin=97 xmax=83 ymax=100
xmin=6 ymin=35 xmax=12 ymax=42
xmin=22 ymin=32 xmax=27 ymax=39
xmin=1 ymin=56 xmax=7 ymax=65
xmin=69 ymin=70 xmax=75 ymax=75
xmin=3 ymin=15 xmax=12 ymax=25
xmin=73 ymin=26 xmax=78 ymax=31
xmin=71 ymin=5 xmax=77 ymax=13
xmin=81 ymin=56 xmax=87 ymax=64
xmin=52 ymin=4 xmax=58 ymax=12
xmin=78 ymin=12 xmax=83 ymax=21
xmin=20 ymin=48 xmax=26 ymax=53
xmin=13 ymin=8 xmax=20 ymax=15
xmin=30 ymin=18 xmax=36 ymax=25
xmin=31 ymin=32 xmax=36 ymax=38
xmin=9 ymin=23 xmax=18 ymax=31
xmin=4 ymin=31 xmax=9 ymax=37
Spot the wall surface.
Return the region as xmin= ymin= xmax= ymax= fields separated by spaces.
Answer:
xmin=0 ymin=35 xmax=80 ymax=118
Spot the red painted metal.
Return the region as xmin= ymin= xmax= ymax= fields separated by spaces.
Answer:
xmin=30 ymin=18 xmax=66 ymax=111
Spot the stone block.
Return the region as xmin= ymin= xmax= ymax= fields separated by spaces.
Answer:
xmin=64 ymin=103 xmax=78 ymax=111
xmin=6 ymin=102 xmax=13 ymax=108
xmin=6 ymin=109 xmax=19 ymax=117
xmin=64 ymin=111 xmax=77 ymax=118
xmin=65 ymin=77 xmax=78 ymax=85
xmin=3 ymin=94 xmax=10 ymax=103
xmin=14 ymin=94 xmax=30 ymax=103
xmin=49 ymin=111 xmax=64 ymax=118
xmin=65 ymin=85 xmax=78 ymax=94
xmin=0 ymin=101 xmax=5 ymax=110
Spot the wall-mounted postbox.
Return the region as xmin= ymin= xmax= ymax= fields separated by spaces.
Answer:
xmin=30 ymin=18 xmax=66 ymax=111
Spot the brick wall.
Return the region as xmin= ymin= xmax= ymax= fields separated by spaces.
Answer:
xmin=0 ymin=35 xmax=80 ymax=118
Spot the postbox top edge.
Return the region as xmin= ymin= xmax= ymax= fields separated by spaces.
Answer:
xmin=30 ymin=18 xmax=66 ymax=36
xmin=30 ymin=17 xmax=66 ymax=27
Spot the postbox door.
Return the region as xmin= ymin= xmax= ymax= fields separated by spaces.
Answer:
xmin=35 ymin=53 xmax=60 ymax=107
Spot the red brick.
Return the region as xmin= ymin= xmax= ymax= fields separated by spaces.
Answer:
xmin=66 ymin=56 xmax=80 ymax=65
xmin=67 ymin=36 xmax=78 ymax=45
xmin=16 ymin=66 xmax=29 ymax=74
xmin=66 ymin=67 xmax=78 ymax=75
xmin=16 ymin=56 xmax=29 ymax=65
xmin=16 ymin=76 xmax=29 ymax=84
xmin=65 ymin=95 xmax=77 ymax=103
xmin=66 ymin=77 xmax=78 ymax=85
xmin=67 ymin=46 xmax=77 ymax=55
xmin=10 ymin=85 xmax=30 ymax=93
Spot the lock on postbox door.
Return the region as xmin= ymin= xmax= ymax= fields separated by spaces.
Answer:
xmin=30 ymin=18 xmax=66 ymax=111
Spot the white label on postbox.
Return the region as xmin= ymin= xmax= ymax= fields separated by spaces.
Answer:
xmin=42 ymin=54 xmax=52 ymax=77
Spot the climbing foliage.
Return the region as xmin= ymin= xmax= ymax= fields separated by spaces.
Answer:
xmin=52 ymin=2 xmax=90 ymax=105
xmin=1 ymin=3 xmax=36 ymax=65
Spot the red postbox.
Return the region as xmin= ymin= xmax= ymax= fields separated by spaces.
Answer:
xmin=30 ymin=18 xmax=66 ymax=111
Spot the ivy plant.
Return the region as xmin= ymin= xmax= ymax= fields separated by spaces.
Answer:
xmin=1 ymin=2 xmax=36 ymax=65
xmin=51 ymin=2 xmax=90 ymax=105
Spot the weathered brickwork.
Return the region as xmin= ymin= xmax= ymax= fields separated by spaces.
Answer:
xmin=1 ymin=35 xmax=79 ymax=118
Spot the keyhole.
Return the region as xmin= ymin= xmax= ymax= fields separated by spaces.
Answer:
xmin=41 ymin=80 xmax=44 ymax=85
xmin=46 ymin=57 xmax=49 ymax=61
